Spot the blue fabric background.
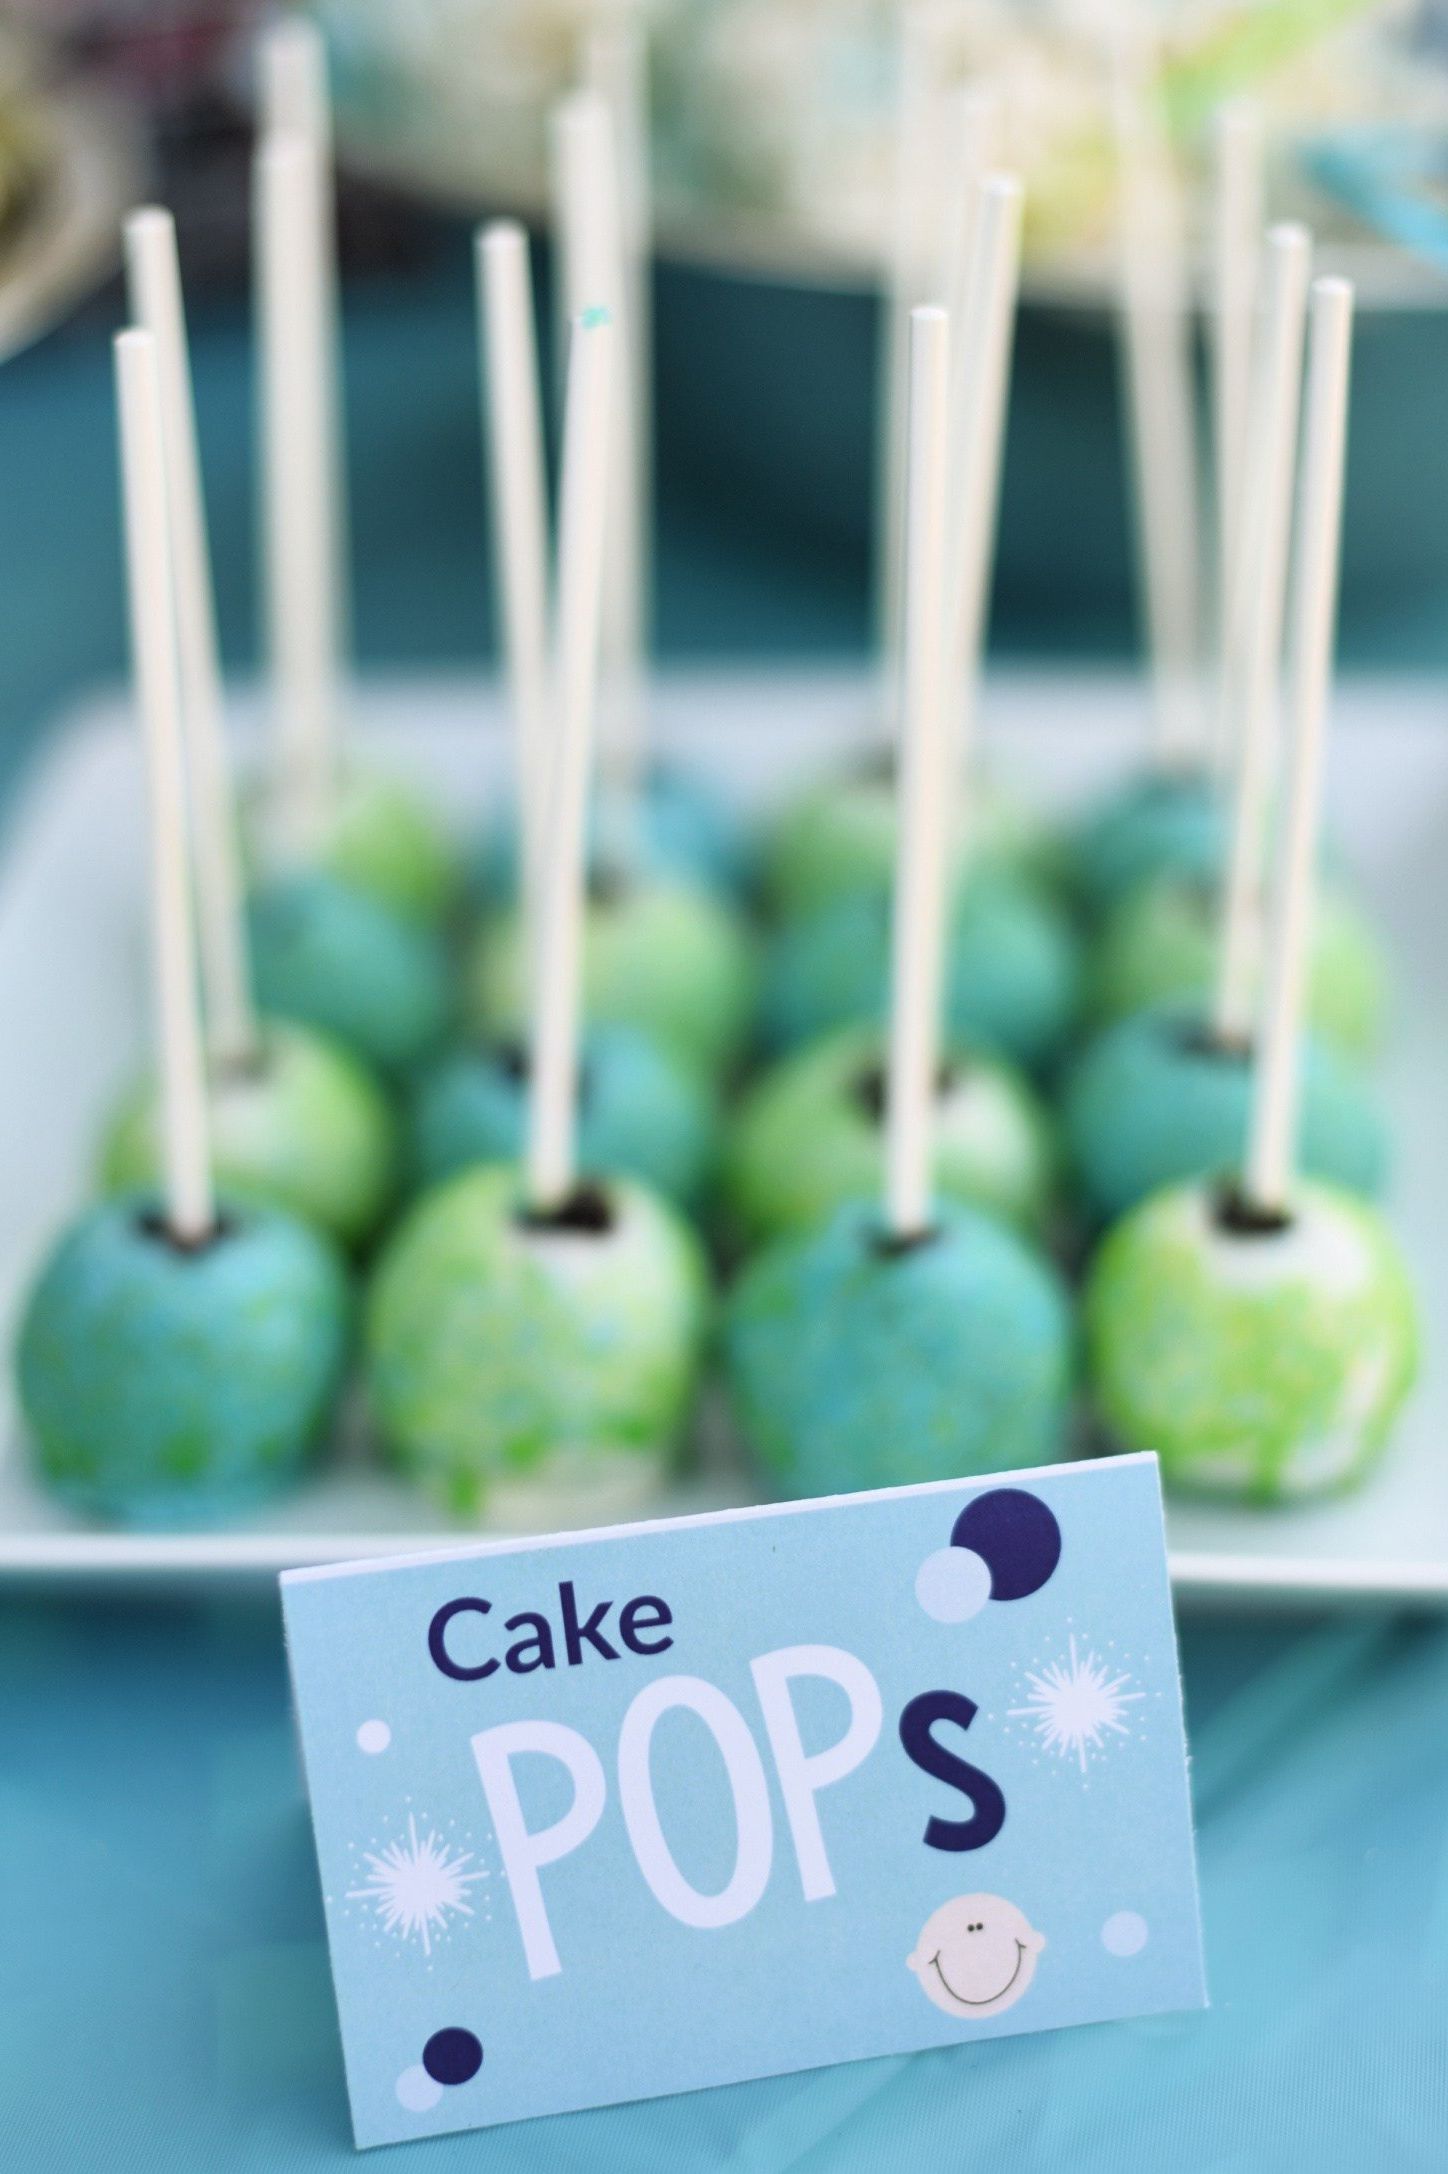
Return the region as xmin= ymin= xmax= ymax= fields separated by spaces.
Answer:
xmin=1 ymin=265 xmax=1446 ymax=2169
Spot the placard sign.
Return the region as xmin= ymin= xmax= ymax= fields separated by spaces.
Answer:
xmin=283 ymin=1453 xmax=1205 ymax=2148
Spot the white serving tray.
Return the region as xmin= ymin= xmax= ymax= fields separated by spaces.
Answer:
xmin=2 ymin=667 xmax=1445 ymax=1606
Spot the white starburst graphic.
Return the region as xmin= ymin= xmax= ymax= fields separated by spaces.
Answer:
xmin=346 ymin=1814 xmax=489 ymax=1954
xmin=1007 ymin=1634 xmax=1146 ymax=1773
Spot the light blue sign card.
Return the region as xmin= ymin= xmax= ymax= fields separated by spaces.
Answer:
xmin=282 ymin=1453 xmax=1205 ymax=2149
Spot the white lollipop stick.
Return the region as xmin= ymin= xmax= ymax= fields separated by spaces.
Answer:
xmin=477 ymin=222 xmax=550 ymax=932
xmin=939 ymin=84 xmax=998 ymax=356
xmin=876 ymin=5 xmax=951 ymax=696
xmin=526 ymin=310 xmax=615 ymax=1213
xmin=1211 ymin=102 xmax=1262 ymax=649
xmin=1213 ymin=223 xmax=1311 ymax=1047
xmin=551 ymin=91 xmax=642 ymax=862
xmin=1111 ymin=44 xmax=1203 ymax=767
xmin=259 ymin=16 xmax=350 ymax=660
xmin=1245 ymin=278 xmax=1353 ymax=1216
xmin=946 ymin=172 xmax=1023 ymax=762
xmin=259 ymin=15 xmax=329 ymax=144
xmin=584 ymin=13 xmax=652 ymax=644
xmin=125 ymin=207 xmax=257 ymax=1068
xmin=884 ymin=307 xmax=952 ymax=1242
xmin=256 ymin=130 xmax=338 ymax=850
xmin=115 ymin=329 xmax=214 ymax=1245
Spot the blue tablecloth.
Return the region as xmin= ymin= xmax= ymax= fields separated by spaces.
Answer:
xmin=2 ymin=274 xmax=1446 ymax=2171
xmin=5 ymin=1595 xmax=1447 ymax=2170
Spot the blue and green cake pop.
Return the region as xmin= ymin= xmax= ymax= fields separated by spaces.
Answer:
xmin=409 ymin=1023 xmax=717 ymax=1210
xmin=729 ymin=304 xmax=1073 ymax=1501
xmin=20 ymin=327 xmax=352 ymax=1527
xmin=725 ymin=1023 xmax=1055 ymax=1248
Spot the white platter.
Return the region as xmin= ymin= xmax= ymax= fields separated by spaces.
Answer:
xmin=1 ymin=667 xmax=1445 ymax=1606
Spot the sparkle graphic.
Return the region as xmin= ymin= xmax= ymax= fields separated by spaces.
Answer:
xmin=346 ymin=1814 xmax=489 ymax=1954
xmin=1007 ymin=1635 xmax=1145 ymax=1773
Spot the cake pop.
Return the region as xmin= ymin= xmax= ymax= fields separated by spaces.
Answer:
xmin=1063 ymin=1001 xmax=1385 ymax=1230
xmin=1067 ymin=226 xmax=1387 ymax=1232
xmin=93 ymin=210 xmax=398 ymax=1249
xmin=410 ymin=1024 xmax=716 ymax=1209
xmin=1086 ymin=870 xmax=1386 ymax=1057
xmin=468 ymin=871 xmax=754 ymax=1082
xmin=101 ymin=1019 xmax=395 ymax=1251
xmin=771 ymin=146 xmax=1058 ymax=928
xmin=368 ymin=307 xmax=707 ymax=1526
xmin=725 ymin=1023 xmax=1054 ymax=1249
xmin=763 ymin=763 xmax=1057 ymax=925
xmin=249 ymin=41 xmax=457 ymax=926
xmin=727 ymin=301 xmax=1072 ymax=1498
xmin=19 ymin=331 xmax=349 ymax=1525
xmin=759 ymin=868 xmax=1079 ymax=1079
xmin=1085 ymin=281 xmax=1417 ymax=1500
xmin=468 ymin=188 xmax=755 ymax=1079
xmin=248 ymin=868 xmax=450 ymax=1078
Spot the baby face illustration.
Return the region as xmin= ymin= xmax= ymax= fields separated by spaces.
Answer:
xmin=908 ymin=1894 xmax=1045 ymax=2019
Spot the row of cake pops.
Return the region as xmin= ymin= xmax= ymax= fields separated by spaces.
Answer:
xmin=16 ymin=232 xmax=1415 ymax=1531
xmin=99 ymin=22 xmax=1395 ymax=1275
xmin=16 ymin=24 xmax=1417 ymax=1525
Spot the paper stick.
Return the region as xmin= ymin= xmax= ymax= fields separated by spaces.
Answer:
xmin=1210 ymin=102 xmax=1262 ymax=648
xmin=477 ymin=222 xmax=550 ymax=934
xmin=256 ymin=130 xmax=337 ymax=849
xmin=125 ymin=207 xmax=257 ymax=1068
xmin=259 ymin=15 xmax=329 ymax=144
xmin=551 ymin=91 xmax=641 ymax=862
xmin=1244 ymin=278 xmax=1353 ymax=1215
xmin=876 ymin=6 xmax=950 ymax=700
xmin=259 ymin=15 xmax=350 ymax=660
xmin=884 ymin=307 xmax=952 ymax=1241
xmin=115 ymin=329 xmax=214 ymax=1244
xmin=939 ymin=83 xmax=997 ymax=357
xmin=584 ymin=13 xmax=652 ymax=645
xmin=946 ymin=172 xmax=1023 ymax=768
xmin=1212 ymin=223 xmax=1311 ymax=1047
xmin=526 ymin=310 xmax=615 ymax=1212
xmin=1110 ymin=40 xmax=1203 ymax=766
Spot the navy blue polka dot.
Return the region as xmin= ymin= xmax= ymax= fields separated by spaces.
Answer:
xmin=950 ymin=1489 xmax=1061 ymax=1601
xmin=422 ymin=2027 xmax=483 ymax=2086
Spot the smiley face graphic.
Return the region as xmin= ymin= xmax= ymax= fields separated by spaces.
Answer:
xmin=908 ymin=1894 xmax=1045 ymax=2019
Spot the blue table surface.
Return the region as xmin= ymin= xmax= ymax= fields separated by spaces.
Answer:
xmin=2 ymin=279 xmax=1446 ymax=2172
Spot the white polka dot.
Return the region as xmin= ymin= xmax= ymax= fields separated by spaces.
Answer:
xmin=356 ymin=1719 xmax=391 ymax=1755
xmin=396 ymin=2064 xmax=442 ymax=2113
xmin=1102 ymin=1910 xmax=1149 ymax=1957
xmin=915 ymin=1546 xmax=992 ymax=1623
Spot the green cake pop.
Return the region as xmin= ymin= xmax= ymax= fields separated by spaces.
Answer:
xmin=1086 ymin=277 xmax=1418 ymax=1502
xmin=1085 ymin=1178 xmax=1416 ymax=1501
xmin=19 ymin=329 xmax=351 ymax=1526
xmin=368 ymin=1166 xmax=707 ymax=1525
xmin=729 ymin=285 xmax=1072 ymax=1496
xmin=1071 ymin=226 xmax=1391 ymax=1227
xmin=725 ymin=1024 xmax=1054 ymax=1249
xmin=100 ymin=1020 xmax=396 ymax=1251
xmin=289 ymin=766 xmax=458 ymax=927
xmin=370 ymin=307 xmax=708 ymax=1525
xmin=468 ymin=873 xmax=755 ymax=1082
xmin=118 ymin=210 xmax=409 ymax=1232
xmin=764 ymin=760 xmax=1059 ymax=922
xmin=1087 ymin=872 xmax=1386 ymax=1058
xmin=1087 ymin=225 xmax=1387 ymax=1063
